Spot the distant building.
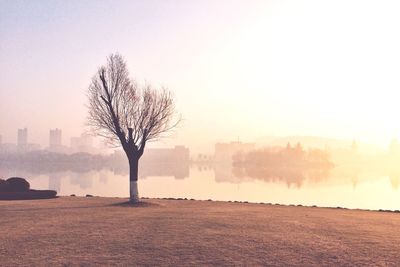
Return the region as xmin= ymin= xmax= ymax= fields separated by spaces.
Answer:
xmin=0 ymin=129 xmax=40 ymax=154
xmin=17 ymin=128 xmax=40 ymax=152
xmin=70 ymin=134 xmax=95 ymax=154
xmin=17 ymin=128 xmax=28 ymax=147
xmin=0 ymin=143 xmax=18 ymax=154
xmin=48 ymin=128 xmax=68 ymax=153
xmin=49 ymin=128 xmax=62 ymax=148
xmin=214 ymin=141 xmax=255 ymax=163
xmin=25 ymin=143 xmax=41 ymax=152
xmin=141 ymin=146 xmax=190 ymax=179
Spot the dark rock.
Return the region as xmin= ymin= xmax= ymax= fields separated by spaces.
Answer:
xmin=0 ymin=190 xmax=57 ymax=200
xmin=0 ymin=178 xmax=56 ymax=200
xmin=70 ymin=194 xmax=76 ymax=197
xmin=86 ymin=194 xmax=93 ymax=197
xmin=6 ymin=177 xmax=30 ymax=192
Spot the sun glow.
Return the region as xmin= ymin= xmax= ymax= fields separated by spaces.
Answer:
xmin=182 ymin=0 xmax=400 ymax=146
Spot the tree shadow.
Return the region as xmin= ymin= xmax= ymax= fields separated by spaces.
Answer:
xmin=0 ymin=196 xmax=59 ymax=201
xmin=2 ymin=200 xmax=160 ymax=212
xmin=109 ymin=200 xmax=160 ymax=208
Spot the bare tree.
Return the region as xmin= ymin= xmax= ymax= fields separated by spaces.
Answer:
xmin=87 ymin=54 xmax=179 ymax=203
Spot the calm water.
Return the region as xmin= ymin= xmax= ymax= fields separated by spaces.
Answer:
xmin=2 ymin=162 xmax=400 ymax=211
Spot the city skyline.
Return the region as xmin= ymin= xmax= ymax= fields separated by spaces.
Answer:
xmin=1 ymin=125 xmax=399 ymax=157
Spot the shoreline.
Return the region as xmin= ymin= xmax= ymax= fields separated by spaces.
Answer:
xmin=59 ymin=195 xmax=400 ymax=214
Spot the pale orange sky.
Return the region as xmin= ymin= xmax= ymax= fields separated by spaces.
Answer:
xmin=1 ymin=0 xmax=400 ymax=150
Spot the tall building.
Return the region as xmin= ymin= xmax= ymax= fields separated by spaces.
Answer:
xmin=49 ymin=128 xmax=62 ymax=147
xmin=17 ymin=128 xmax=28 ymax=147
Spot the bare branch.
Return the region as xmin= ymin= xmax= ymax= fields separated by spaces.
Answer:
xmin=86 ymin=53 xmax=180 ymax=158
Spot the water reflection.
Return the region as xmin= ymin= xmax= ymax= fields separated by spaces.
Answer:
xmin=216 ymin=145 xmax=333 ymax=188
xmin=1 ymin=154 xmax=400 ymax=210
xmin=2 ymin=157 xmax=400 ymax=190
xmin=0 ymin=161 xmax=191 ymax=193
xmin=48 ymin=173 xmax=62 ymax=192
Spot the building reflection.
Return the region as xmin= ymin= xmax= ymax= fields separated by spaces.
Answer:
xmin=99 ymin=171 xmax=108 ymax=184
xmin=2 ymin=141 xmax=400 ymax=193
xmin=70 ymin=171 xmax=94 ymax=190
xmin=140 ymin=163 xmax=189 ymax=179
xmin=214 ymin=143 xmax=333 ymax=188
xmin=48 ymin=172 xmax=62 ymax=192
xmin=225 ymin=165 xmax=322 ymax=188
xmin=105 ymin=161 xmax=190 ymax=179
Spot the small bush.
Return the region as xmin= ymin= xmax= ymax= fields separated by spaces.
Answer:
xmin=0 ymin=179 xmax=7 ymax=192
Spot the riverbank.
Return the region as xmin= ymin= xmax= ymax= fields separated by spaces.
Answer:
xmin=1 ymin=197 xmax=400 ymax=266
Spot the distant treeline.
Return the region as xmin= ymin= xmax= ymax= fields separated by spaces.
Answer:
xmin=233 ymin=144 xmax=333 ymax=168
xmin=0 ymin=151 xmax=108 ymax=173
xmin=231 ymin=144 xmax=334 ymax=186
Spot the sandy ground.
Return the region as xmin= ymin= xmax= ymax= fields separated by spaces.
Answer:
xmin=1 ymin=197 xmax=400 ymax=266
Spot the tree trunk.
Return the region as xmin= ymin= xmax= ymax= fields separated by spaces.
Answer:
xmin=128 ymin=156 xmax=139 ymax=203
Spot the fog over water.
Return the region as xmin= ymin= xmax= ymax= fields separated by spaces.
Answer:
xmin=2 ymin=138 xmax=400 ymax=210
xmin=2 ymin=159 xmax=400 ymax=211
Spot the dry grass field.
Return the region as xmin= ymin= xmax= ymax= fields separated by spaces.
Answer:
xmin=1 ymin=197 xmax=400 ymax=266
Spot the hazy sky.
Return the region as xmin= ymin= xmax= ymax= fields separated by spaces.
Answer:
xmin=1 ymin=0 xmax=400 ymax=150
